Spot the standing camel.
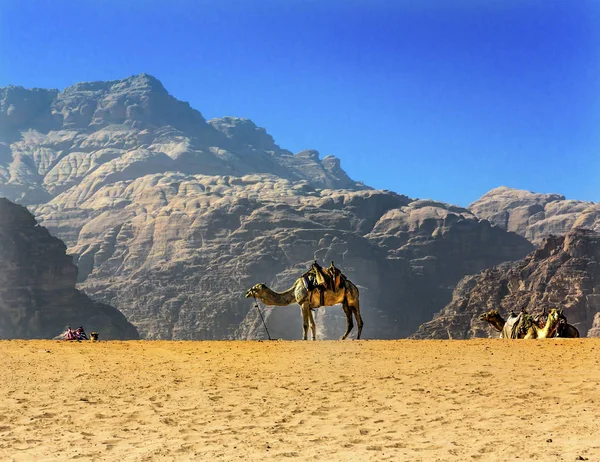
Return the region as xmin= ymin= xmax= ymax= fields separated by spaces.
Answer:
xmin=245 ymin=275 xmax=363 ymax=341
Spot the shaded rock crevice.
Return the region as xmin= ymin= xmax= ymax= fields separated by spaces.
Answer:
xmin=0 ymin=197 xmax=138 ymax=339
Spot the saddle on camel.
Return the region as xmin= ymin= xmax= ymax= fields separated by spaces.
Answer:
xmin=302 ymin=260 xmax=345 ymax=308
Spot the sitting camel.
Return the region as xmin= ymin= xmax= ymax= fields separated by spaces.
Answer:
xmin=534 ymin=309 xmax=580 ymax=338
xmin=526 ymin=309 xmax=562 ymax=339
xmin=480 ymin=309 xmax=563 ymax=339
xmin=479 ymin=310 xmax=522 ymax=339
xmin=245 ymin=263 xmax=363 ymax=341
xmin=480 ymin=310 xmax=506 ymax=334
xmin=557 ymin=319 xmax=580 ymax=338
xmin=480 ymin=310 xmax=526 ymax=338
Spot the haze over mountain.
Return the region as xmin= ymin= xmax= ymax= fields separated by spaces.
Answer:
xmin=0 ymin=74 xmax=597 ymax=339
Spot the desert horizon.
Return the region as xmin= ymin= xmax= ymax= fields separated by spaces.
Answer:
xmin=2 ymin=338 xmax=599 ymax=461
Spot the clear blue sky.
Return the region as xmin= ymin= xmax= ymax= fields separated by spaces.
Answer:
xmin=1 ymin=0 xmax=599 ymax=205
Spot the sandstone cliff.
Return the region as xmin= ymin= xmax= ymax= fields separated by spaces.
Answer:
xmin=0 ymin=198 xmax=138 ymax=339
xmin=0 ymin=74 xmax=535 ymax=339
xmin=412 ymin=229 xmax=600 ymax=339
xmin=469 ymin=186 xmax=600 ymax=244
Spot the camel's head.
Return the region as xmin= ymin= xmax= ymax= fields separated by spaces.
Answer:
xmin=246 ymin=283 xmax=267 ymax=298
xmin=547 ymin=308 xmax=562 ymax=328
xmin=480 ymin=309 xmax=500 ymax=323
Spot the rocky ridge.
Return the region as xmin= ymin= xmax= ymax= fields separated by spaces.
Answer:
xmin=0 ymin=74 xmax=358 ymax=207
xmin=412 ymin=229 xmax=600 ymax=339
xmin=1 ymin=75 xmax=537 ymax=339
xmin=0 ymin=197 xmax=138 ymax=339
xmin=469 ymin=186 xmax=600 ymax=244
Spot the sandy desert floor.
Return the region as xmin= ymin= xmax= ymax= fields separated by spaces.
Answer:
xmin=1 ymin=339 xmax=599 ymax=462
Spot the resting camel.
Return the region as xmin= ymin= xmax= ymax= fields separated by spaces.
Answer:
xmin=534 ymin=309 xmax=580 ymax=338
xmin=556 ymin=320 xmax=580 ymax=338
xmin=245 ymin=272 xmax=363 ymax=341
xmin=480 ymin=310 xmax=506 ymax=334
xmin=480 ymin=309 xmax=563 ymax=339
xmin=480 ymin=310 xmax=525 ymax=338
xmin=479 ymin=310 xmax=525 ymax=338
xmin=526 ymin=309 xmax=562 ymax=339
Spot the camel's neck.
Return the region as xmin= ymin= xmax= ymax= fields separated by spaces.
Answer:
xmin=256 ymin=285 xmax=296 ymax=306
xmin=537 ymin=317 xmax=558 ymax=338
xmin=488 ymin=317 xmax=505 ymax=332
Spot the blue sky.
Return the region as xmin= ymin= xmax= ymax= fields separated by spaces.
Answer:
xmin=1 ymin=0 xmax=598 ymax=205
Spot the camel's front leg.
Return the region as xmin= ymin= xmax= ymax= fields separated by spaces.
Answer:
xmin=308 ymin=309 xmax=317 ymax=340
xmin=301 ymin=305 xmax=310 ymax=340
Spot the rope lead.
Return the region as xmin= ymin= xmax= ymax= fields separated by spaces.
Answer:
xmin=253 ymin=296 xmax=272 ymax=340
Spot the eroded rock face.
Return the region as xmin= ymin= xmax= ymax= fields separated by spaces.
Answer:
xmin=469 ymin=187 xmax=600 ymax=244
xmin=0 ymin=74 xmax=535 ymax=339
xmin=0 ymin=74 xmax=358 ymax=206
xmin=0 ymin=198 xmax=138 ymax=339
xmin=40 ymin=181 xmax=529 ymax=340
xmin=412 ymin=229 xmax=600 ymax=339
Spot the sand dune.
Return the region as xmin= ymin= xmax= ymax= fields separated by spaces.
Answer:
xmin=1 ymin=339 xmax=599 ymax=461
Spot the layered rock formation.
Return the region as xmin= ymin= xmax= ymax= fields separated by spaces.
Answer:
xmin=412 ymin=229 xmax=600 ymax=339
xmin=0 ymin=74 xmax=535 ymax=339
xmin=0 ymin=74 xmax=358 ymax=208
xmin=469 ymin=186 xmax=600 ymax=244
xmin=0 ymin=198 xmax=138 ymax=339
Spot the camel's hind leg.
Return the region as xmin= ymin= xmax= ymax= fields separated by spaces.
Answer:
xmin=341 ymin=303 xmax=354 ymax=340
xmin=352 ymin=303 xmax=364 ymax=340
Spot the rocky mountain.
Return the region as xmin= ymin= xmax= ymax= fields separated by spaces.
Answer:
xmin=412 ymin=229 xmax=600 ymax=339
xmin=0 ymin=197 xmax=138 ymax=339
xmin=469 ymin=186 xmax=600 ymax=244
xmin=0 ymin=74 xmax=535 ymax=339
xmin=0 ymin=73 xmax=358 ymax=208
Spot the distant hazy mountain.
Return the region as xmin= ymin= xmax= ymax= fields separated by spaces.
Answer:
xmin=0 ymin=74 xmax=547 ymax=339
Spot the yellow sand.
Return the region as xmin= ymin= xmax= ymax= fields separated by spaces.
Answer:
xmin=1 ymin=339 xmax=599 ymax=461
